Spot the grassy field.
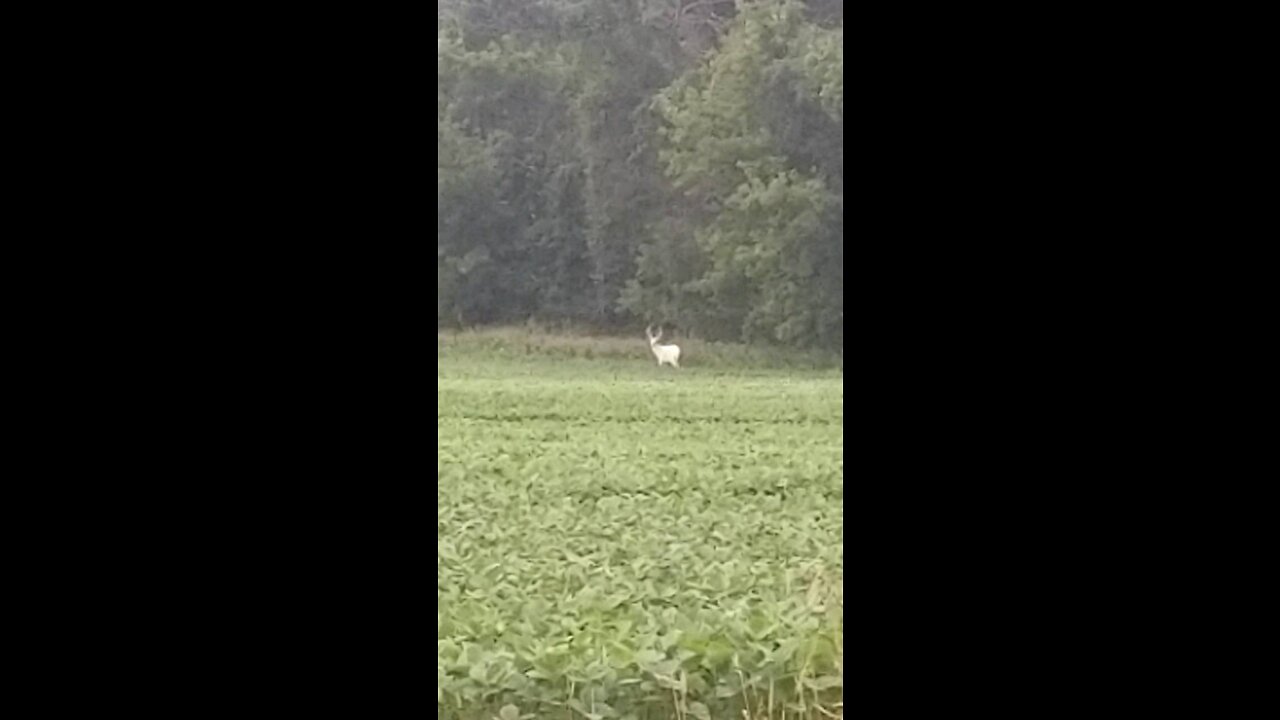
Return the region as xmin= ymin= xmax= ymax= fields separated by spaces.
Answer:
xmin=438 ymin=330 xmax=844 ymax=719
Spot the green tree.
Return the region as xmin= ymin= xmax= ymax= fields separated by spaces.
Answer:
xmin=632 ymin=0 xmax=843 ymax=349
xmin=438 ymin=0 xmax=842 ymax=350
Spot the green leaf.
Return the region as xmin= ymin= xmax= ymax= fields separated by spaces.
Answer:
xmin=805 ymin=674 xmax=843 ymax=691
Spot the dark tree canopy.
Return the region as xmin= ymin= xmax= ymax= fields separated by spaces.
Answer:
xmin=439 ymin=0 xmax=843 ymax=351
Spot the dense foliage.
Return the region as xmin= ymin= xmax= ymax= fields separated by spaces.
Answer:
xmin=438 ymin=335 xmax=844 ymax=718
xmin=439 ymin=1 xmax=843 ymax=351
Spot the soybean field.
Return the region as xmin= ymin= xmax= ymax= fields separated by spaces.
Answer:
xmin=438 ymin=331 xmax=844 ymax=719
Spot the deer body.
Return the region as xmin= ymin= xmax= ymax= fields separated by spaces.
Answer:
xmin=646 ymin=326 xmax=681 ymax=368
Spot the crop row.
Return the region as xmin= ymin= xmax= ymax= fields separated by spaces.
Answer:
xmin=438 ymin=370 xmax=843 ymax=718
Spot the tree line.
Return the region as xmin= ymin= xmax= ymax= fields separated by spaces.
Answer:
xmin=439 ymin=0 xmax=843 ymax=351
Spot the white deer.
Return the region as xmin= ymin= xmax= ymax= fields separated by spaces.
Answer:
xmin=646 ymin=325 xmax=682 ymax=368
